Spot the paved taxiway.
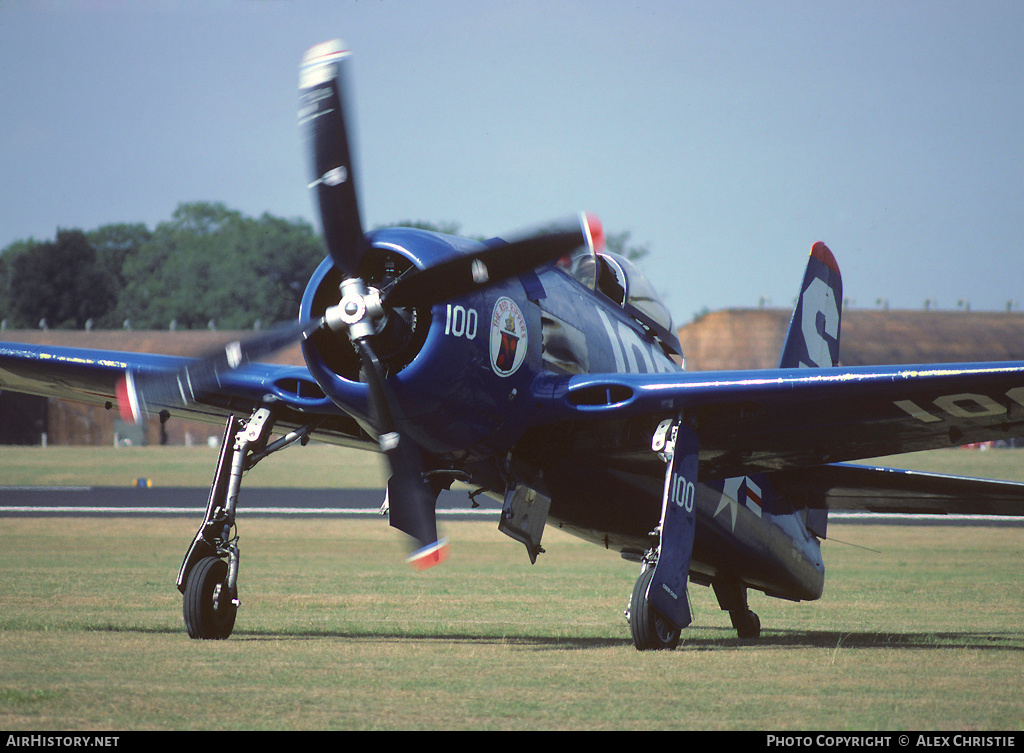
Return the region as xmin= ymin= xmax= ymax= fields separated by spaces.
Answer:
xmin=1 ymin=486 xmax=1020 ymax=525
xmin=0 ymin=486 xmax=503 ymax=519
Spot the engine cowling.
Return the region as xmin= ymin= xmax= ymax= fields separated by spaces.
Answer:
xmin=298 ymin=227 xmax=537 ymax=458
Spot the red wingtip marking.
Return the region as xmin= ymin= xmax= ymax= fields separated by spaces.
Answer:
xmin=407 ymin=540 xmax=450 ymax=571
xmin=811 ymin=241 xmax=840 ymax=275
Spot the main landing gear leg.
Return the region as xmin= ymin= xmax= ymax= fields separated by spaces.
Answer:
xmin=713 ymin=579 xmax=761 ymax=639
xmin=626 ymin=418 xmax=699 ymax=651
xmin=176 ymin=407 xmax=312 ymax=639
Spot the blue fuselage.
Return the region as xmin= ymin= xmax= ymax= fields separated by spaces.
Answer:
xmin=299 ymin=227 xmax=825 ymax=603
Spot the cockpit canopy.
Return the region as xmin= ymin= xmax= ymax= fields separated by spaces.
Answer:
xmin=559 ymin=245 xmax=682 ymax=356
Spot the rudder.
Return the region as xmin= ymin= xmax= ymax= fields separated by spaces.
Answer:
xmin=778 ymin=242 xmax=842 ymax=368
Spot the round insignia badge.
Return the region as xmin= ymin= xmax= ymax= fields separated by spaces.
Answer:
xmin=489 ymin=297 xmax=528 ymax=377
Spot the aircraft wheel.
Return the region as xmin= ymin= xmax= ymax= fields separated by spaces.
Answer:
xmin=183 ymin=556 xmax=237 ymax=640
xmin=730 ymin=609 xmax=760 ymax=639
xmin=628 ymin=568 xmax=680 ymax=651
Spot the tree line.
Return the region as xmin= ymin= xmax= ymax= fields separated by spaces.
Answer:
xmin=0 ymin=202 xmax=326 ymax=331
xmin=0 ymin=201 xmax=648 ymax=331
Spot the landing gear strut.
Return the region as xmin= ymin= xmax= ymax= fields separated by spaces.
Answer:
xmin=624 ymin=417 xmax=698 ymax=651
xmin=714 ymin=579 xmax=761 ymax=639
xmin=177 ymin=406 xmax=313 ymax=639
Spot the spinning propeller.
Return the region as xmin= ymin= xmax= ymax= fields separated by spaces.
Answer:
xmin=117 ymin=40 xmax=599 ymax=568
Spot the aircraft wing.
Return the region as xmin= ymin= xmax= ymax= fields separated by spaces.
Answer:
xmin=769 ymin=462 xmax=1024 ymax=517
xmin=0 ymin=341 xmax=374 ymax=449
xmin=531 ymin=362 xmax=1024 ymax=480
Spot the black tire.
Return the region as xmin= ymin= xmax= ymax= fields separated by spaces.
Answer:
xmin=730 ymin=609 xmax=761 ymax=639
xmin=183 ymin=556 xmax=237 ymax=640
xmin=629 ymin=568 xmax=681 ymax=651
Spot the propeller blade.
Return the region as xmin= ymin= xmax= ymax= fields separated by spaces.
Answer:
xmin=299 ymin=40 xmax=366 ymax=279
xmin=116 ymin=319 xmax=318 ymax=424
xmin=356 ymin=339 xmax=448 ymax=569
xmin=383 ymin=213 xmax=601 ymax=310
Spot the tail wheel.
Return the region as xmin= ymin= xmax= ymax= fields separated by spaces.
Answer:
xmin=629 ymin=568 xmax=681 ymax=651
xmin=183 ymin=556 xmax=237 ymax=640
xmin=730 ymin=609 xmax=761 ymax=639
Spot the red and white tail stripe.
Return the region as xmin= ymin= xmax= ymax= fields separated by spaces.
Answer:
xmin=745 ymin=477 xmax=763 ymax=517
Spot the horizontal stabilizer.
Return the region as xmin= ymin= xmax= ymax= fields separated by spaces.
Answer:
xmin=770 ymin=462 xmax=1024 ymax=517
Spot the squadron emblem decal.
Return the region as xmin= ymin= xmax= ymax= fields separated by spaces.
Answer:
xmin=490 ymin=297 xmax=528 ymax=377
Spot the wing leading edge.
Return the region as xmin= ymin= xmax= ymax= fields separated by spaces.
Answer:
xmin=0 ymin=341 xmax=373 ymax=449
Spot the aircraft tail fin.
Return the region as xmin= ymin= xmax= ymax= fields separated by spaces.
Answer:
xmin=778 ymin=242 xmax=842 ymax=368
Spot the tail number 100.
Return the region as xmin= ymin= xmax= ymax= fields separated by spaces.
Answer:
xmin=671 ymin=474 xmax=695 ymax=512
xmin=445 ymin=304 xmax=478 ymax=339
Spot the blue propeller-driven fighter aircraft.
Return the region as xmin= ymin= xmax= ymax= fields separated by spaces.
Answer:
xmin=3 ymin=41 xmax=1023 ymax=649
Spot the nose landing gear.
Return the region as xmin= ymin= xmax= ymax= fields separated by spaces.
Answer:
xmin=176 ymin=406 xmax=314 ymax=639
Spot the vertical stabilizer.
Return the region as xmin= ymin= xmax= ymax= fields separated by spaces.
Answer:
xmin=778 ymin=242 xmax=842 ymax=368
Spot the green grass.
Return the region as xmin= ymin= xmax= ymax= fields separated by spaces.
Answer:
xmin=3 ymin=445 xmax=1024 ymax=489
xmin=0 ymin=517 xmax=1021 ymax=730
xmin=1 ymin=446 xmax=1022 ymax=729
xmin=0 ymin=443 xmax=387 ymax=488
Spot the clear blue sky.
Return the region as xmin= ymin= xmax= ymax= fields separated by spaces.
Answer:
xmin=2 ymin=0 xmax=1021 ymax=325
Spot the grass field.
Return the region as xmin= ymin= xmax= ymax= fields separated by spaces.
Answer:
xmin=0 ymin=520 xmax=1021 ymax=730
xmin=0 ymin=447 xmax=1022 ymax=730
xmin=3 ymin=443 xmax=1024 ymax=490
xmin=0 ymin=443 xmax=387 ymax=488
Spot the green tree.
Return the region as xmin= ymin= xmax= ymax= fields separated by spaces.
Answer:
xmin=115 ymin=202 xmax=324 ymax=329
xmin=0 ymin=230 xmax=116 ymax=329
xmin=0 ymin=209 xmax=650 ymax=332
xmin=86 ymin=223 xmax=152 ymax=327
xmin=0 ymin=238 xmax=37 ymax=325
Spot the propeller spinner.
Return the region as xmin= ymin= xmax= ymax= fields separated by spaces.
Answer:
xmin=116 ymin=40 xmax=600 ymax=568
